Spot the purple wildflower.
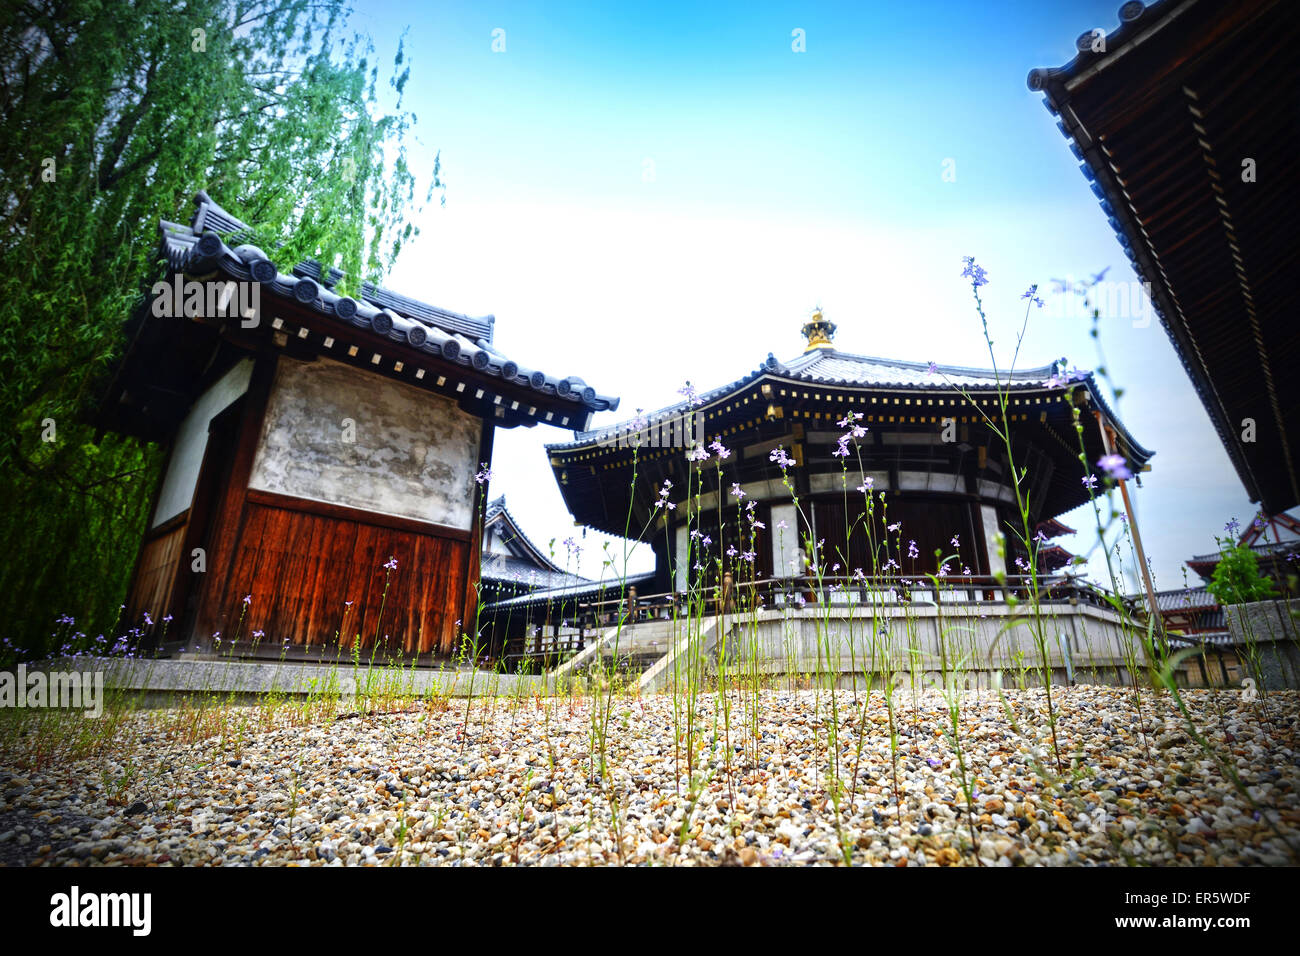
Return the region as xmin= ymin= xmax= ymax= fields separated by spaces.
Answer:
xmin=654 ymin=479 xmax=676 ymax=510
xmin=1097 ymin=454 xmax=1132 ymax=480
xmin=960 ymin=256 xmax=989 ymax=288
xmin=678 ymin=382 xmax=703 ymax=407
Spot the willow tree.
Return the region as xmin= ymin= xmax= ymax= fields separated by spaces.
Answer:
xmin=0 ymin=0 xmax=439 ymax=652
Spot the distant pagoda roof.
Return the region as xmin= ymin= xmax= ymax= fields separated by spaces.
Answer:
xmin=1184 ymin=509 xmax=1300 ymax=581
xmin=1039 ymin=544 xmax=1076 ymax=572
xmin=1029 ymin=0 xmax=1300 ymax=513
xmin=1035 ymin=517 xmax=1077 ymax=539
xmin=1189 ymin=540 xmax=1300 ymax=566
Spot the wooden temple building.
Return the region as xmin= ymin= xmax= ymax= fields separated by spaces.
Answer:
xmin=478 ymin=496 xmax=601 ymax=661
xmin=480 ymin=496 xmax=590 ymax=604
xmin=1157 ymin=510 xmax=1299 ymax=686
xmin=542 ymin=314 xmax=1153 ymax=608
xmin=1184 ymin=511 xmax=1300 ymax=589
xmin=98 ymin=191 xmax=616 ymax=659
xmin=1035 ymin=517 xmax=1080 ymax=574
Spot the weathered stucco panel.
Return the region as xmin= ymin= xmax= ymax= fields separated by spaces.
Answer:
xmin=980 ymin=503 xmax=1006 ymax=577
xmin=248 ymin=357 xmax=480 ymax=530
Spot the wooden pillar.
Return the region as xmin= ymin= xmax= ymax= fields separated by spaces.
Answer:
xmin=1195 ymin=649 xmax=1210 ymax=688
xmin=460 ymin=416 xmax=496 ymax=655
xmin=1097 ymin=413 xmax=1164 ymax=653
xmin=193 ymin=354 xmax=278 ymax=648
xmin=121 ymin=437 xmax=179 ymax=647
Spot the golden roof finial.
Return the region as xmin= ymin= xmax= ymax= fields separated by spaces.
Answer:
xmin=801 ymin=307 xmax=836 ymax=351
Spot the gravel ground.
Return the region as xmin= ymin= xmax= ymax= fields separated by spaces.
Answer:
xmin=1 ymin=686 xmax=1297 ymax=866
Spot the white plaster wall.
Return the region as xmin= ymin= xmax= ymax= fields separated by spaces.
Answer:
xmin=483 ymin=525 xmax=513 ymax=555
xmin=770 ymin=502 xmax=799 ymax=577
xmin=978 ymin=478 xmax=1016 ymax=504
xmin=804 ymin=471 xmax=889 ymax=496
xmin=674 ymin=524 xmax=689 ymax=592
xmin=248 ymin=357 xmax=480 ymax=530
xmin=980 ymin=503 xmax=1006 ymax=577
xmin=898 ymin=469 xmax=963 ymax=493
xmin=152 ymin=358 xmax=254 ymax=527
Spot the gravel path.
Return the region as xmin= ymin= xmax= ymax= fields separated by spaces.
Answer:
xmin=1 ymin=686 xmax=1297 ymax=866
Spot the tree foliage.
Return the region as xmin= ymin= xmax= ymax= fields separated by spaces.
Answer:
xmin=1207 ymin=545 xmax=1278 ymax=607
xmin=0 ymin=0 xmax=437 ymax=651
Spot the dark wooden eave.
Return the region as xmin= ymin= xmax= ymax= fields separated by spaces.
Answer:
xmin=1029 ymin=0 xmax=1300 ymax=512
xmin=546 ymin=350 xmax=1153 ymax=537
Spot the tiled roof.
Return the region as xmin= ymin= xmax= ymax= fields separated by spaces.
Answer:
xmin=161 ymin=191 xmax=619 ymax=415
xmin=781 ymin=349 xmax=1057 ymax=388
xmin=1189 ymin=540 xmax=1300 ymax=564
xmin=482 ymin=495 xmax=578 ymax=579
xmin=481 ymin=553 xmax=589 ymax=591
xmin=1167 ymin=630 xmax=1235 ymax=648
xmin=548 ymin=347 xmax=1151 ymax=463
xmin=1025 ymin=0 xmax=1184 ymax=92
xmin=1039 ymin=544 xmax=1076 ymax=571
xmin=1036 ymin=517 xmax=1077 ymax=539
xmin=1152 ymin=586 xmax=1219 ymax=612
xmin=482 ymin=571 xmax=656 ymax=613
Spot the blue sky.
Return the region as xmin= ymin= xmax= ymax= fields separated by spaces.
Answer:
xmin=347 ymin=0 xmax=1271 ymax=590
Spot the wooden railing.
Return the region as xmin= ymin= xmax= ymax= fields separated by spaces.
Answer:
xmin=496 ymin=575 xmax=1133 ymax=671
xmin=572 ymin=574 xmax=1127 ymax=626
